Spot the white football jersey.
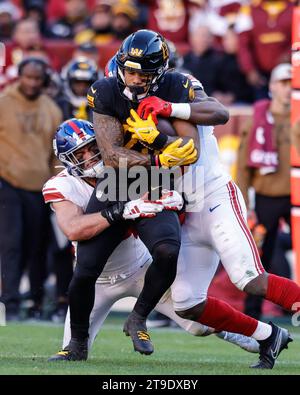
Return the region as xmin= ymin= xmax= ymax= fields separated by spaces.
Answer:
xmin=181 ymin=125 xmax=231 ymax=204
xmin=43 ymin=169 xmax=151 ymax=277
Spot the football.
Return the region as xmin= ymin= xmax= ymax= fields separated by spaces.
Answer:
xmin=156 ymin=117 xmax=177 ymax=137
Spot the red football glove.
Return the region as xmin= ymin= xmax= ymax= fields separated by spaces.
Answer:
xmin=137 ymin=96 xmax=172 ymax=124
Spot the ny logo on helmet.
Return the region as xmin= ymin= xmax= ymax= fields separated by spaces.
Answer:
xmin=130 ymin=48 xmax=143 ymax=57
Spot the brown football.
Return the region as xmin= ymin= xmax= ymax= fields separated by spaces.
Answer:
xmin=156 ymin=117 xmax=177 ymax=137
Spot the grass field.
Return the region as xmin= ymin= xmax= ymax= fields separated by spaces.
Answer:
xmin=0 ymin=315 xmax=299 ymax=375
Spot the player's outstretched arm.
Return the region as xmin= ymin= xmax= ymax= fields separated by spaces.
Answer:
xmin=137 ymin=90 xmax=229 ymax=126
xmin=190 ymin=89 xmax=229 ymax=126
xmin=53 ymin=196 xmax=164 ymax=241
xmin=53 ymin=200 xmax=111 ymax=241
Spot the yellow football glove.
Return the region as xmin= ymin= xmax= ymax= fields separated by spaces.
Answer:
xmin=126 ymin=109 xmax=168 ymax=149
xmin=152 ymin=138 xmax=198 ymax=168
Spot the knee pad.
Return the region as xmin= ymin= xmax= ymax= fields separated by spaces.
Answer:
xmin=152 ymin=242 xmax=180 ymax=265
xmin=172 ymin=279 xmax=207 ymax=312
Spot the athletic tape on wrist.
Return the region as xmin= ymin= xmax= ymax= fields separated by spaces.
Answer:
xmin=170 ymin=103 xmax=191 ymax=120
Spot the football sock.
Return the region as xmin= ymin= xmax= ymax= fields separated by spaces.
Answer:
xmin=197 ymin=296 xmax=258 ymax=337
xmin=266 ymin=274 xmax=300 ymax=312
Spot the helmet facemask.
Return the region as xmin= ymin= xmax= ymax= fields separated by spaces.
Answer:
xmin=116 ymin=30 xmax=169 ymax=102
xmin=117 ymin=63 xmax=167 ymax=102
xmin=58 ymin=138 xmax=104 ymax=178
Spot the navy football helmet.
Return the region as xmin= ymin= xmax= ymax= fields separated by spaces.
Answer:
xmin=53 ymin=118 xmax=103 ymax=178
xmin=116 ymin=29 xmax=169 ymax=101
xmin=61 ymin=58 xmax=99 ymax=107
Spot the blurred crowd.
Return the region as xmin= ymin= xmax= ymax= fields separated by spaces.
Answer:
xmin=0 ymin=0 xmax=298 ymax=323
xmin=0 ymin=0 xmax=297 ymax=103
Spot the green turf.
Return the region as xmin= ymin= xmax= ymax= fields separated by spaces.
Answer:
xmin=0 ymin=317 xmax=299 ymax=375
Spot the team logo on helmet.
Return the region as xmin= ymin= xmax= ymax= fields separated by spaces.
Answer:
xmin=130 ymin=47 xmax=143 ymax=57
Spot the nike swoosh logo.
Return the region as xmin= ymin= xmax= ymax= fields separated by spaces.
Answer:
xmin=91 ymin=87 xmax=97 ymax=94
xmin=271 ymin=330 xmax=283 ymax=359
xmin=183 ymin=80 xmax=189 ymax=89
xmin=209 ymin=204 xmax=221 ymax=212
xmin=150 ymin=186 xmax=160 ymax=191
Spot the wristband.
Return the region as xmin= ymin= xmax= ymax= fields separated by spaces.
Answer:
xmin=149 ymin=132 xmax=168 ymax=150
xmin=170 ymin=103 xmax=191 ymax=120
xmin=100 ymin=201 xmax=125 ymax=225
xmin=150 ymin=155 xmax=161 ymax=168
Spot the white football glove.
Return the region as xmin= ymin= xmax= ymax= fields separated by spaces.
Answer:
xmin=123 ymin=197 xmax=163 ymax=220
xmin=157 ymin=190 xmax=184 ymax=211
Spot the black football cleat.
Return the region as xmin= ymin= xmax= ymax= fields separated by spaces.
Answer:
xmin=250 ymin=322 xmax=293 ymax=369
xmin=123 ymin=311 xmax=154 ymax=355
xmin=47 ymin=338 xmax=88 ymax=362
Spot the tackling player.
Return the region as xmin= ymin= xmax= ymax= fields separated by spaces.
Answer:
xmin=45 ymin=119 xmax=260 ymax=361
xmin=128 ymin=80 xmax=299 ymax=370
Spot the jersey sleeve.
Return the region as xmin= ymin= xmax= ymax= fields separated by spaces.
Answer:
xmin=42 ymin=172 xmax=74 ymax=205
xmin=170 ymin=72 xmax=201 ymax=104
xmin=87 ymin=78 xmax=115 ymax=116
xmin=185 ymin=74 xmax=204 ymax=91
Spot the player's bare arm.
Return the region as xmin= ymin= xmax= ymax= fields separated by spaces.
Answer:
xmin=53 ymin=200 xmax=111 ymax=241
xmin=52 ymin=197 xmax=166 ymax=241
xmin=164 ymin=119 xmax=200 ymax=158
xmin=190 ymin=89 xmax=229 ymax=126
xmin=93 ymin=112 xmax=151 ymax=168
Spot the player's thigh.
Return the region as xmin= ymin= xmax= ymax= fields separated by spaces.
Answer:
xmin=209 ymin=181 xmax=264 ymax=290
xmin=134 ymin=210 xmax=181 ymax=253
xmin=171 ymin=241 xmax=219 ymax=311
xmin=76 ymin=223 xmax=127 ymax=277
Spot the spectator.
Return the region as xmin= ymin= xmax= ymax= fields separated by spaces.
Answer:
xmin=75 ymin=0 xmax=114 ymax=45
xmin=236 ymin=0 xmax=294 ymax=100
xmin=49 ymin=0 xmax=88 ymax=39
xmin=3 ymin=18 xmax=44 ymax=84
xmin=111 ymin=1 xmax=138 ymax=41
xmin=214 ymin=26 xmax=254 ymax=105
xmin=0 ymin=1 xmax=21 ymax=41
xmin=210 ymin=0 xmax=243 ymax=24
xmin=0 ymin=58 xmax=62 ymax=320
xmin=23 ymin=0 xmax=50 ymax=37
xmin=189 ymin=0 xmax=229 ymax=38
xmin=236 ymin=63 xmax=292 ymax=319
xmin=139 ymin=0 xmax=189 ymax=43
xmin=183 ymin=24 xmax=221 ymax=95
